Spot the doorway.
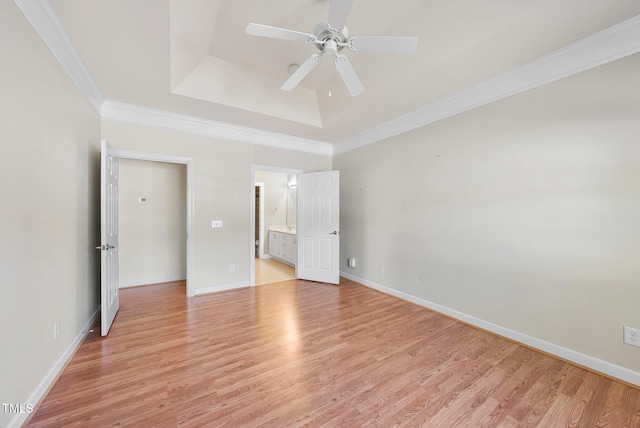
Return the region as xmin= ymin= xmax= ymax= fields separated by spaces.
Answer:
xmin=118 ymin=159 xmax=187 ymax=290
xmin=117 ymin=149 xmax=195 ymax=296
xmin=250 ymin=165 xmax=302 ymax=286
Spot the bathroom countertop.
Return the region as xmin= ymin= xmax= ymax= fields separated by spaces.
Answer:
xmin=269 ymin=226 xmax=296 ymax=235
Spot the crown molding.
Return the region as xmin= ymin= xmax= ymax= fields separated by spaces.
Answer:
xmin=101 ymin=101 xmax=333 ymax=156
xmin=16 ymin=0 xmax=332 ymax=156
xmin=14 ymin=0 xmax=104 ymax=116
xmin=17 ymin=0 xmax=640 ymax=157
xmin=333 ymin=14 xmax=640 ymax=155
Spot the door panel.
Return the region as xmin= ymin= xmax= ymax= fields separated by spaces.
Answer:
xmin=296 ymin=171 xmax=340 ymax=284
xmin=302 ymin=236 xmax=315 ymax=269
xmin=319 ymin=238 xmax=332 ymax=270
xmin=100 ymin=139 xmax=120 ymax=336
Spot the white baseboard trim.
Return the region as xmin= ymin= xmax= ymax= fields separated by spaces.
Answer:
xmin=9 ymin=306 xmax=100 ymax=428
xmin=340 ymin=271 xmax=640 ymax=387
xmin=119 ymin=275 xmax=186 ymax=288
xmin=194 ymin=280 xmax=251 ymax=296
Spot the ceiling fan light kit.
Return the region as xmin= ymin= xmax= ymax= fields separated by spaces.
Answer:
xmin=246 ymin=0 xmax=418 ymax=97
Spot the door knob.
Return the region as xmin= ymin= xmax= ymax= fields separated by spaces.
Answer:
xmin=95 ymin=244 xmax=116 ymax=251
xmin=329 ymin=231 xmax=339 ymax=235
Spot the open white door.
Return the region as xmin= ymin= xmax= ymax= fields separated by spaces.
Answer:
xmin=98 ymin=139 xmax=120 ymax=335
xmin=296 ymin=171 xmax=340 ymax=284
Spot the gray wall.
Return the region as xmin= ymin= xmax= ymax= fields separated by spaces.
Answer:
xmin=335 ymin=52 xmax=640 ymax=375
xmin=0 ymin=2 xmax=101 ymax=426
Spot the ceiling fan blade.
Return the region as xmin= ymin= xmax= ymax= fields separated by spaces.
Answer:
xmin=334 ymin=54 xmax=364 ymax=97
xmin=348 ymin=36 xmax=418 ymax=54
xmin=281 ymin=53 xmax=323 ymax=91
xmin=327 ymin=0 xmax=353 ymax=31
xmin=246 ymin=23 xmax=316 ymax=43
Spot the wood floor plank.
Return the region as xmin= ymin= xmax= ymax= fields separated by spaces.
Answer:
xmin=26 ymin=278 xmax=640 ymax=427
xmin=255 ymin=257 xmax=295 ymax=285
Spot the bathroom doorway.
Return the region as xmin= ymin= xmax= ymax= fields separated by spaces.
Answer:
xmin=250 ymin=165 xmax=302 ymax=286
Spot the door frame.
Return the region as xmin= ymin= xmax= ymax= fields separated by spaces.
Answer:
xmin=117 ymin=149 xmax=195 ymax=297
xmin=250 ymin=164 xmax=303 ymax=286
xmin=255 ymin=182 xmax=265 ymax=258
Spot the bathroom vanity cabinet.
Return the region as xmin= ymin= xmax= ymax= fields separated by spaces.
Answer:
xmin=269 ymin=228 xmax=297 ymax=266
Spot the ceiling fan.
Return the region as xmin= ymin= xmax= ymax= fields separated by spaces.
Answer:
xmin=246 ymin=0 xmax=418 ymax=97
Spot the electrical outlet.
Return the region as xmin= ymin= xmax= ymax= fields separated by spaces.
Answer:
xmin=229 ymin=264 xmax=236 ymax=272
xmin=623 ymin=326 xmax=640 ymax=347
xmin=211 ymin=220 xmax=223 ymax=228
xmin=348 ymin=258 xmax=356 ymax=268
xmin=379 ymin=264 xmax=385 ymax=274
xmin=53 ymin=321 xmax=59 ymax=340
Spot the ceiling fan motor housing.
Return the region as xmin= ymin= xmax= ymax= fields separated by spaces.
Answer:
xmin=314 ymin=21 xmax=347 ymax=55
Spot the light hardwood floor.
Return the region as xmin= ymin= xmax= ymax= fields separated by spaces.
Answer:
xmin=27 ymin=279 xmax=640 ymax=427
xmin=255 ymin=257 xmax=295 ymax=285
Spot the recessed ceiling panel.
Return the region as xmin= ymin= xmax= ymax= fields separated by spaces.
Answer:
xmin=172 ymin=56 xmax=322 ymax=127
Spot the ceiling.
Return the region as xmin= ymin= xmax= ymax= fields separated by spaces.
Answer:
xmin=20 ymin=0 xmax=640 ymax=153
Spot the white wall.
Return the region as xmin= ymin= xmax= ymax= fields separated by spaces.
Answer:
xmin=101 ymin=121 xmax=331 ymax=294
xmin=256 ymin=171 xmax=288 ymax=254
xmin=0 ymin=2 xmax=101 ymax=427
xmin=335 ymin=52 xmax=640 ymax=381
xmin=119 ymin=159 xmax=187 ymax=287
xmin=286 ymin=174 xmax=297 ymax=229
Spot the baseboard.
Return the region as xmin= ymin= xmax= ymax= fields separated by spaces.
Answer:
xmin=340 ymin=271 xmax=640 ymax=388
xmin=119 ymin=274 xmax=186 ymax=288
xmin=194 ymin=280 xmax=251 ymax=296
xmin=9 ymin=306 xmax=100 ymax=428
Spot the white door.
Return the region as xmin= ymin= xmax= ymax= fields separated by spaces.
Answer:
xmin=98 ymin=139 xmax=120 ymax=336
xmin=296 ymin=171 xmax=340 ymax=284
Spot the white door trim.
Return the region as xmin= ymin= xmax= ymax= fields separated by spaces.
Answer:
xmin=116 ymin=149 xmax=195 ymax=297
xmin=255 ymin=182 xmax=265 ymax=258
xmin=250 ymin=165 xmax=303 ymax=286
